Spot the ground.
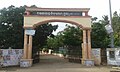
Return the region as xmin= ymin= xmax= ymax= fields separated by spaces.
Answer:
xmin=0 ymin=54 xmax=118 ymax=72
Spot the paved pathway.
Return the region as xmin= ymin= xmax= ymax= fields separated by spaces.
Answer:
xmin=0 ymin=54 xmax=115 ymax=72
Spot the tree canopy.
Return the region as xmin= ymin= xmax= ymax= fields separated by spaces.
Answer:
xmin=47 ymin=25 xmax=82 ymax=50
xmin=0 ymin=5 xmax=58 ymax=49
xmin=33 ymin=23 xmax=58 ymax=49
xmin=112 ymin=11 xmax=120 ymax=46
xmin=91 ymin=22 xmax=110 ymax=48
xmin=0 ymin=5 xmax=25 ymax=49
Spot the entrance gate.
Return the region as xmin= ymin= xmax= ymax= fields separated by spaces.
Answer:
xmin=22 ymin=7 xmax=92 ymax=66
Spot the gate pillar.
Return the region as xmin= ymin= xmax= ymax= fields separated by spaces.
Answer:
xmin=82 ymin=29 xmax=87 ymax=64
xmin=23 ymin=30 xmax=28 ymax=59
xmin=20 ymin=29 xmax=33 ymax=67
xmin=27 ymin=35 xmax=33 ymax=65
xmin=82 ymin=29 xmax=94 ymax=66
xmin=87 ymin=29 xmax=92 ymax=59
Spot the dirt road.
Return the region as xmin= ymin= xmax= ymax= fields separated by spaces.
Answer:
xmin=0 ymin=54 xmax=116 ymax=72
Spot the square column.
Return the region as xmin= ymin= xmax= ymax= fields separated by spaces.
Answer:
xmin=26 ymin=35 xmax=33 ymax=66
xmin=82 ymin=30 xmax=87 ymax=63
xmin=87 ymin=30 xmax=92 ymax=59
xmin=82 ymin=29 xmax=94 ymax=66
xmin=23 ymin=31 xmax=28 ymax=59
xmin=84 ymin=29 xmax=94 ymax=66
xmin=20 ymin=31 xmax=33 ymax=67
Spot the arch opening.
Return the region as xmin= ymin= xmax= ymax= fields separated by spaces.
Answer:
xmin=33 ymin=19 xmax=83 ymax=29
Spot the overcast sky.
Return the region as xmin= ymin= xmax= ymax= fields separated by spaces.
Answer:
xmin=0 ymin=0 xmax=119 ymax=34
xmin=0 ymin=0 xmax=119 ymax=19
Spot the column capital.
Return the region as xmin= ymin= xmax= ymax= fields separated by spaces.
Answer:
xmin=87 ymin=29 xmax=92 ymax=32
xmin=23 ymin=26 xmax=34 ymax=29
xmin=82 ymin=27 xmax=91 ymax=30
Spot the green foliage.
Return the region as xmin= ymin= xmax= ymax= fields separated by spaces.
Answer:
xmin=47 ymin=25 xmax=82 ymax=53
xmin=91 ymin=22 xmax=110 ymax=48
xmin=91 ymin=17 xmax=98 ymax=21
xmin=32 ymin=23 xmax=58 ymax=61
xmin=33 ymin=23 xmax=58 ymax=49
xmin=47 ymin=32 xmax=63 ymax=52
xmin=62 ymin=25 xmax=82 ymax=46
xmin=0 ymin=5 xmax=25 ymax=49
xmin=0 ymin=5 xmax=58 ymax=50
xmin=101 ymin=15 xmax=109 ymax=25
xmin=46 ymin=25 xmax=82 ymax=58
xmin=112 ymin=11 xmax=120 ymax=46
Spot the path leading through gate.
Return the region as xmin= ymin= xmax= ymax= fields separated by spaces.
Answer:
xmin=0 ymin=54 xmax=113 ymax=72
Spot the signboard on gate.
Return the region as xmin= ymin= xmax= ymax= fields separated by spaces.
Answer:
xmin=30 ymin=11 xmax=83 ymax=16
xmin=25 ymin=29 xmax=36 ymax=36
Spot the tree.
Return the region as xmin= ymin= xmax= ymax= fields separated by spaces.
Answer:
xmin=46 ymin=25 xmax=83 ymax=54
xmin=33 ymin=23 xmax=58 ymax=49
xmin=62 ymin=25 xmax=82 ymax=46
xmin=91 ymin=17 xmax=98 ymax=21
xmin=47 ymin=32 xmax=64 ymax=52
xmin=0 ymin=5 xmax=25 ymax=49
xmin=0 ymin=5 xmax=58 ymax=50
xmin=32 ymin=23 xmax=58 ymax=63
xmin=91 ymin=22 xmax=110 ymax=48
xmin=112 ymin=11 xmax=120 ymax=46
xmin=47 ymin=25 xmax=83 ymax=48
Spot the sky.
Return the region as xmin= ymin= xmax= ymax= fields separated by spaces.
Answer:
xmin=0 ymin=0 xmax=119 ymax=35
